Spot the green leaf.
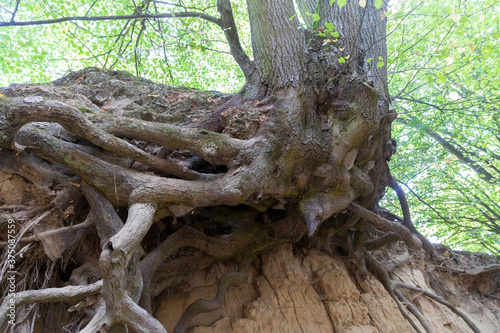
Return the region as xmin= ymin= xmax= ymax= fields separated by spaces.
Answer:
xmin=338 ymin=57 xmax=346 ymax=63
xmin=444 ymin=18 xmax=455 ymax=26
xmin=289 ymin=13 xmax=298 ymax=21
xmin=325 ymin=22 xmax=334 ymax=30
xmin=377 ymin=61 xmax=385 ymax=68
xmin=367 ymin=58 xmax=372 ymax=63
xmin=374 ymin=0 xmax=383 ymax=9
xmin=482 ymin=46 xmax=493 ymax=54
xmin=459 ymin=15 xmax=469 ymax=24
xmin=436 ymin=73 xmax=447 ymax=84
xmin=337 ymin=0 xmax=346 ymax=9
xmin=313 ymin=13 xmax=320 ymax=22
xmin=330 ymin=0 xmax=335 ymax=4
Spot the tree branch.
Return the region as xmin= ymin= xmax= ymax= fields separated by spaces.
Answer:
xmin=396 ymin=116 xmax=496 ymax=183
xmin=0 ymin=12 xmax=221 ymax=27
xmin=9 ymin=0 xmax=21 ymax=22
xmin=217 ymin=0 xmax=254 ymax=79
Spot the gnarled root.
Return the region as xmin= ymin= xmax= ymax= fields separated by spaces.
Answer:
xmin=364 ymin=249 xmax=480 ymax=333
xmin=391 ymin=281 xmax=481 ymax=333
xmin=173 ymin=263 xmax=250 ymax=333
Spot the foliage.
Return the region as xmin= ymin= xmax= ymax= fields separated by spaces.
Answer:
xmin=0 ymin=0 xmax=251 ymax=91
xmin=385 ymin=0 xmax=500 ymax=254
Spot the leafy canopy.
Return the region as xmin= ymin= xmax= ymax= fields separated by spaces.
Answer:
xmin=385 ymin=0 xmax=500 ymax=254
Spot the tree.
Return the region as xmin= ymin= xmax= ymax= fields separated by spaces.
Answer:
xmin=0 ymin=0 xmax=490 ymax=332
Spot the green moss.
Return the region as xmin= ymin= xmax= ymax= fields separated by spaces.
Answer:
xmin=77 ymin=106 xmax=94 ymax=114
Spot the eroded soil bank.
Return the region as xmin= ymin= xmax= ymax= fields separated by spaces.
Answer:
xmin=152 ymin=243 xmax=499 ymax=333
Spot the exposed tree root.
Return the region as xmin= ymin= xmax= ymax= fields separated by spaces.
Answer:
xmin=348 ymin=202 xmax=421 ymax=250
xmin=139 ymin=222 xmax=283 ymax=312
xmin=364 ymin=232 xmax=401 ymax=251
xmin=173 ymin=264 xmax=250 ymax=333
xmin=364 ymin=250 xmax=423 ymax=333
xmin=78 ymin=299 xmax=110 ymax=333
xmin=0 ymin=64 xmax=480 ymax=332
xmin=394 ymin=289 xmax=435 ymax=333
xmin=0 ymin=281 xmax=102 ymax=327
xmin=387 ymin=175 xmax=435 ymax=254
xmin=431 ymin=263 xmax=500 ymax=276
xmin=392 ymin=281 xmax=481 ymax=333
xmin=0 ymin=220 xmax=91 ymax=250
xmin=363 ymin=248 xmax=481 ymax=333
xmin=2 ymin=98 xmax=205 ymax=180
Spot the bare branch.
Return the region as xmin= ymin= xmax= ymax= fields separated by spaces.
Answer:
xmin=217 ymin=0 xmax=254 ymax=79
xmin=396 ymin=116 xmax=496 ymax=183
xmin=9 ymin=0 xmax=21 ymax=22
xmin=0 ymin=11 xmax=221 ymax=27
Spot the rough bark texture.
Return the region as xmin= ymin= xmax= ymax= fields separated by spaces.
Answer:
xmin=1 ymin=1 xmax=498 ymax=332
